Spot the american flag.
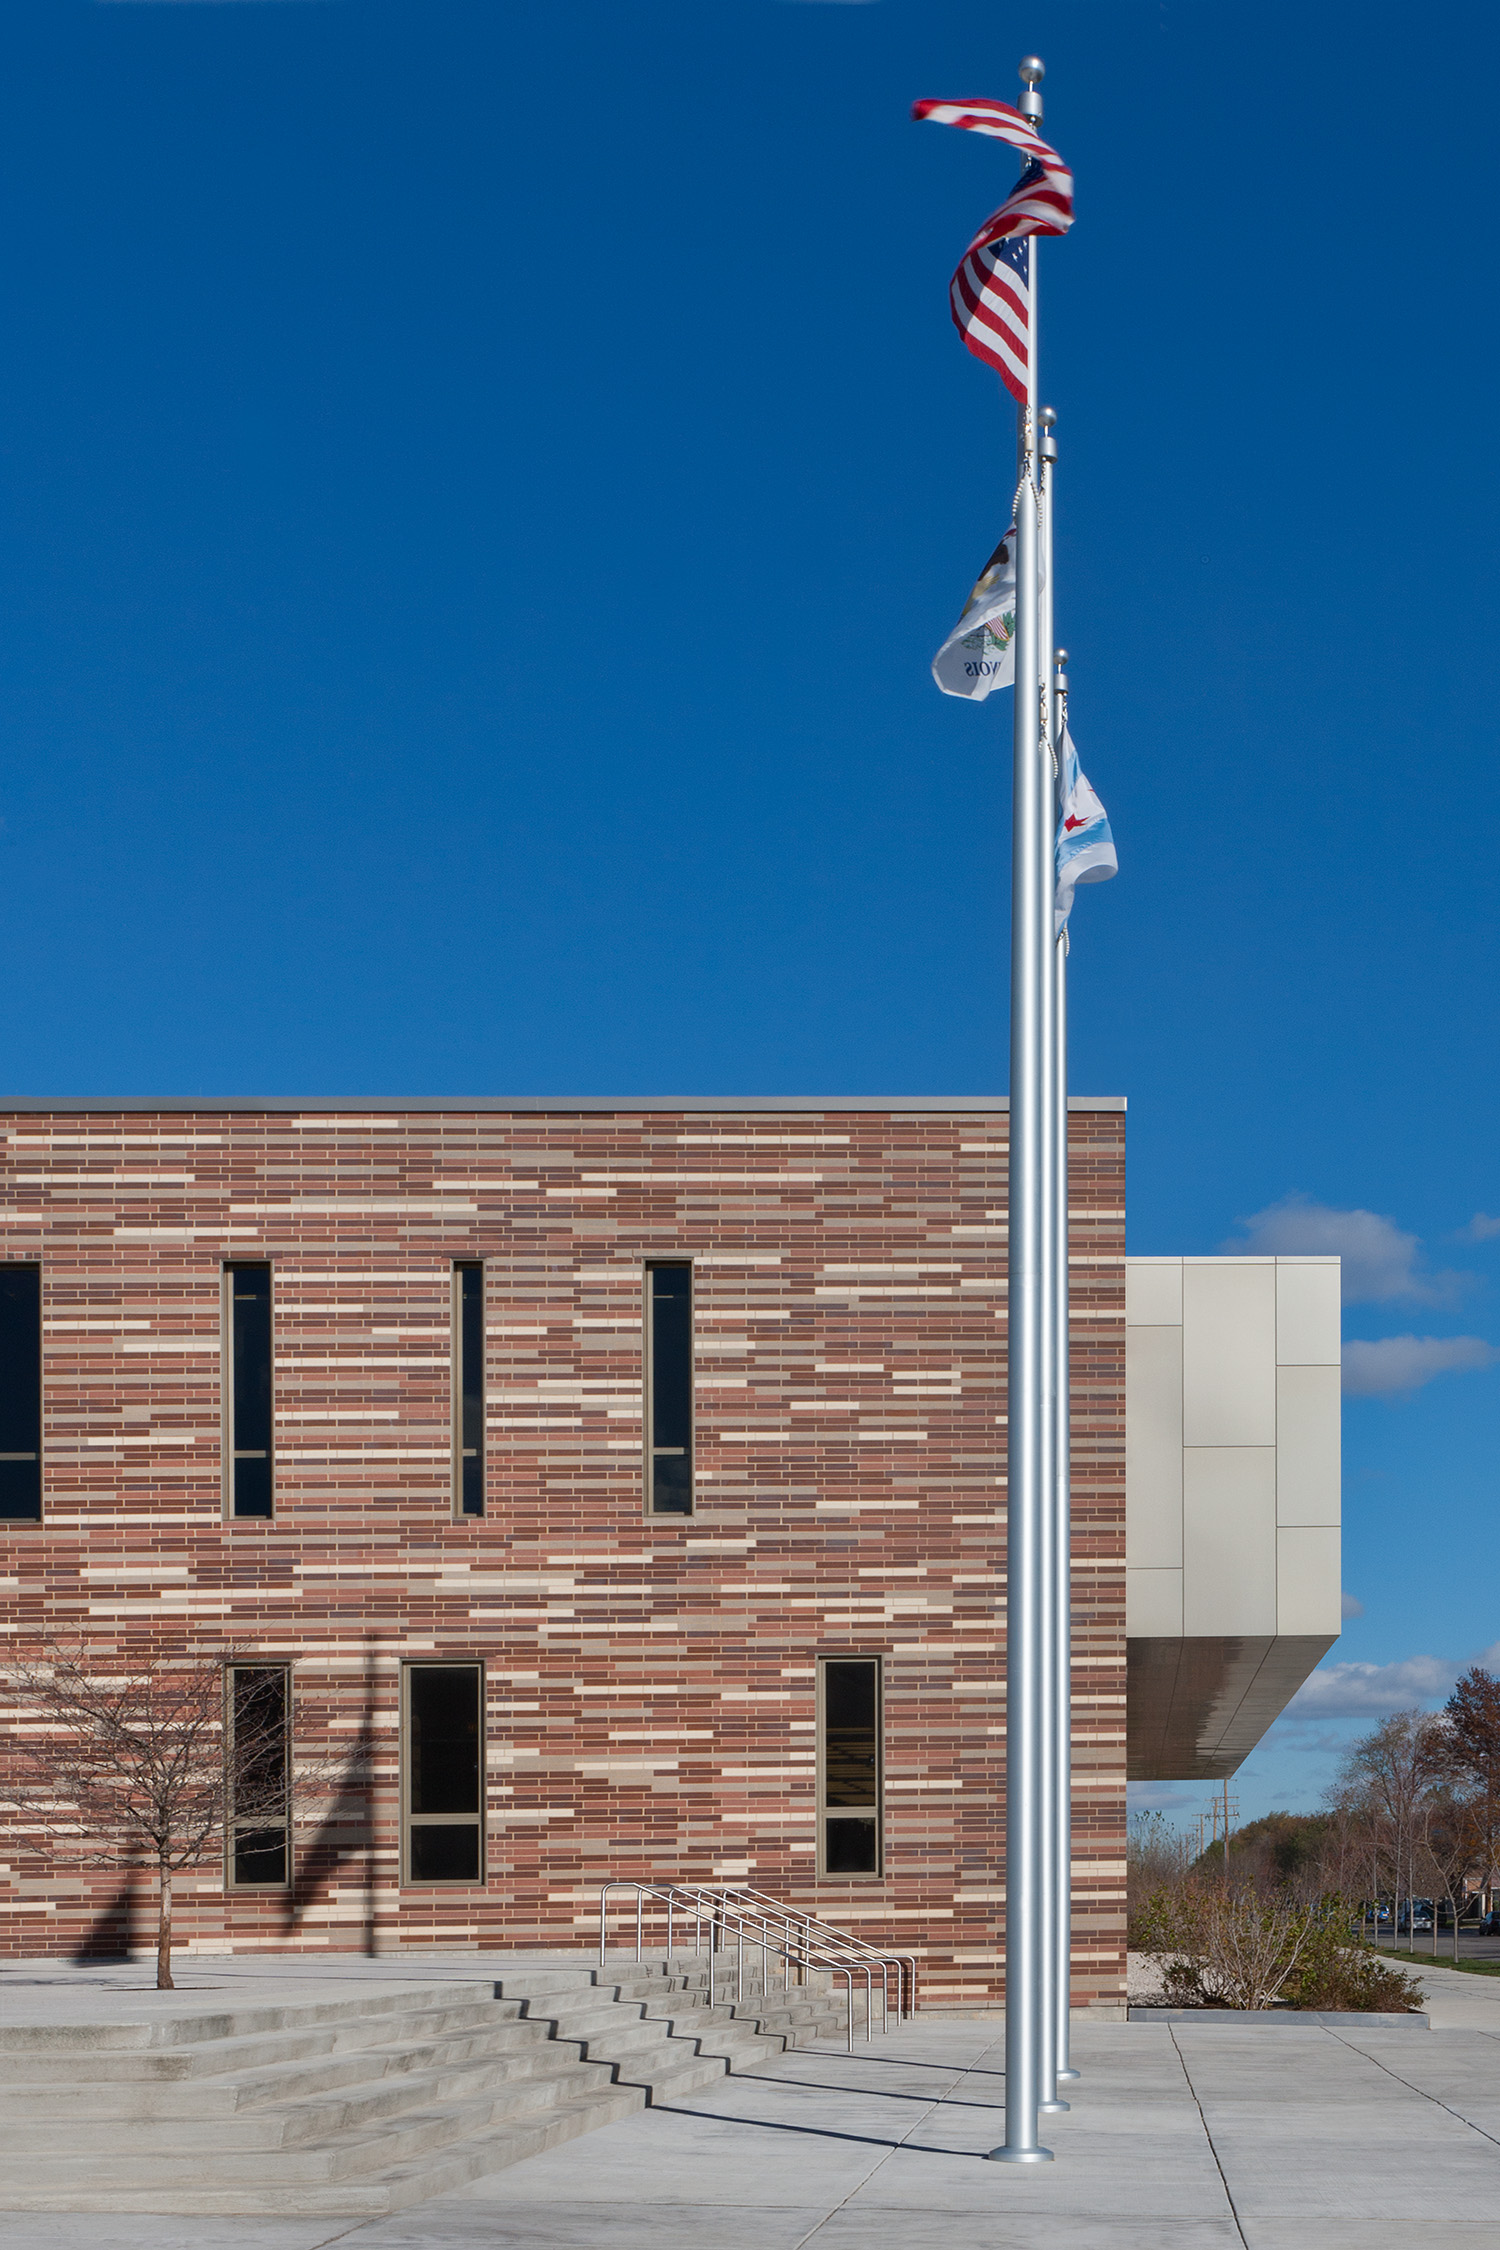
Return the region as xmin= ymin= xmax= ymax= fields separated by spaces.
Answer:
xmin=912 ymin=97 xmax=1074 ymax=405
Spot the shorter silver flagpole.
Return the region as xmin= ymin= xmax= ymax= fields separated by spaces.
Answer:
xmin=1036 ymin=402 xmax=1066 ymax=2119
xmin=1053 ymin=646 xmax=1080 ymax=2087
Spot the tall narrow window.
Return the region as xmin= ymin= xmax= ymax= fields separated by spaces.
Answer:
xmin=226 ymin=1665 xmax=290 ymax=1887
xmin=0 ymin=1265 xmax=42 ymax=1524
xmin=645 ymin=1262 xmax=692 ymax=1515
xmin=818 ymin=1657 xmax=882 ymax=1876
xmin=453 ymin=1262 xmax=484 ymax=1518
xmin=225 ymin=1262 xmax=273 ymax=1519
xmin=403 ymin=1663 xmax=483 ymax=1884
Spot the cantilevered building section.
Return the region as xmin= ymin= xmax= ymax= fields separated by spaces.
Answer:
xmin=1124 ymin=1256 xmax=1341 ymax=1780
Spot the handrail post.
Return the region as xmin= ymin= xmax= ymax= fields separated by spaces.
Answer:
xmin=598 ymin=1882 xmax=612 ymax=1968
xmin=635 ymin=1887 xmax=643 ymax=1964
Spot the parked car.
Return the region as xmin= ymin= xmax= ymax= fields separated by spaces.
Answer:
xmin=1397 ymin=1900 xmax=1435 ymax=1933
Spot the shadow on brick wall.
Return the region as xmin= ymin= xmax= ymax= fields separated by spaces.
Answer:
xmin=72 ymin=1870 xmax=138 ymax=1961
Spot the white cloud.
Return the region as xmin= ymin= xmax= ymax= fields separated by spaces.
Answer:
xmin=1341 ymin=1592 xmax=1365 ymax=1619
xmin=1463 ymin=1213 xmax=1500 ymax=1241
xmin=1342 ymin=1334 xmax=1498 ymax=1397
xmin=1227 ymin=1193 xmax=1466 ymax=1304
xmin=1285 ymin=1655 xmax=1455 ymax=1719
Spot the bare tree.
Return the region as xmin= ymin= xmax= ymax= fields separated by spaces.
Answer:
xmin=1444 ymin=1666 xmax=1500 ymax=1914
xmin=1419 ymin=1784 xmax=1486 ymax=1963
xmin=1 ymin=1643 xmax=338 ymax=1988
xmin=1337 ymin=1711 xmax=1446 ymax=1953
xmin=1127 ymin=1809 xmax=1192 ymax=1913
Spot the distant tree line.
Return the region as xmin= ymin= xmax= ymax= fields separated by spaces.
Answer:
xmin=1127 ymin=1664 xmax=1500 ymax=2010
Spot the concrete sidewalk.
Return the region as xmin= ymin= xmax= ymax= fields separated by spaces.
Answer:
xmin=5 ymin=1987 xmax=1500 ymax=2250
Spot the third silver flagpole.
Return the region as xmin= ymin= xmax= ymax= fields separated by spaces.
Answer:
xmin=1053 ymin=647 xmax=1080 ymax=2087
xmin=990 ymin=49 xmax=1054 ymax=2168
xmin=1036 ymin=401 xmax=1066 ymax=2117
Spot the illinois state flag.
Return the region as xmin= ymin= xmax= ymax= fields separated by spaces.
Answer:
xmin=932 ymin=529 xmax=1017 ymax=698
xmin=1055 ymin=727 xmax=1117 ymax=934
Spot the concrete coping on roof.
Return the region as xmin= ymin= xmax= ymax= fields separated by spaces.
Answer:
xmin=0 ymin=1094 xmax=1126 ymax=1115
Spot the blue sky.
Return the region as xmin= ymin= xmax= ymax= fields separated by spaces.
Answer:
xmin=2 ymin=2 xmax=1497 ymax=1828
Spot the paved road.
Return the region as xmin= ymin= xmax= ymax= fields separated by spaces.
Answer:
xmin=8 ymin=1962 xmax=1500 ymax=2250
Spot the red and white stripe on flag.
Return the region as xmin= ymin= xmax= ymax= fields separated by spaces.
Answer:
xmin=912 ymin=97 xmax=1074 ymax=405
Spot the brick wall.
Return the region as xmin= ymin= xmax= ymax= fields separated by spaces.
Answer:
xmin=0 ymin=1100 xmax=1126 ymax=2008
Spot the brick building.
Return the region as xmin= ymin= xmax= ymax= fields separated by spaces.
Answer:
xmin=0 ymin=1095 xmax=1337 ymax=2011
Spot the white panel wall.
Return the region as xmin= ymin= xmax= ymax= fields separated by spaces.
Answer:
xmin=1126 ymin=1256 xmax=1341 ymax=1644
xmin=1182 ymin=1263 xmax=1276 ymax=1447
xmin=1182 ymin=1447 xmax=1277 ymax=1635
xmin=1125 ymin=1324 xmax=1182 ymax=1569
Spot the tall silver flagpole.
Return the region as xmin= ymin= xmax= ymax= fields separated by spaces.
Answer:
xmin=990 ymin=49 xmax=1054 ymax=2169
xmin=1053 ymin=646 xmax=1080 ymax=2087
xmin=1036 ymin=402 xmax=1067 ymax=2118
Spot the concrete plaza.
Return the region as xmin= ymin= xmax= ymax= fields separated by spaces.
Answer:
xmin=4 ymin=1958 xmax=1500 ymax=2250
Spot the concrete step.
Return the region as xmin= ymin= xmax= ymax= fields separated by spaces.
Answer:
xmin=0 ymin=1990 xmax=528 ymax=2083
xmin=0 ymin=2012 xmax=568 ymax=2117
xmin=0 ymin=1978 xmax=507 ymax=2054
xmin=0 ymin=2082 xmax=651 ymax=2219
xmin=0 ymin=2037 xmax=615 ymax=2148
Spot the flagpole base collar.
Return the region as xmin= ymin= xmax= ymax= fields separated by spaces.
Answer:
xmin=1057 ymin=2067 xmax=1082 ymax=2082
xmin=987 ymin=2145 xmax=1054 ymax=2164
xmin=1039 ymin=2098 xmax=1070 ymax=2113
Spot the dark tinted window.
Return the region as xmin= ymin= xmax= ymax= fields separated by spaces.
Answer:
xmin=0 ymin=1265 xmax=41 ymax=1523
xmin=825 ymin=1817 xmax=879 ymax=1875
xmin=647 ymin=1264 xmax=692 ymax=1515
xmin=228 ymin=1667 xmax=289 ymax=1887
xmin=820 ymin=1658 xmax=881 ymax=1876
xmin=227 ymin=1264 xmax=273 ymax=1518
xmin=410 ymin=1824 xmax=481 ymax=1882
xmin=455 ymin=1263 xmax=484 ymax=1517
xmin=406 ymin=1664 xmax=483 ymax=1884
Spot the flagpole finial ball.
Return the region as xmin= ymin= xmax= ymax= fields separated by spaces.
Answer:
xmin=1039 ymin=406 xmax=1057 ymax=429
xmin=1055 ymin=648 xmax=1069 ymax=668
xmin=1018 ymin=55 xmax=1045 ymax=83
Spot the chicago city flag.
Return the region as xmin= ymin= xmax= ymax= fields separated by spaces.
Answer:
xmin=932 ymin=528 xmax=1018 ymax=698
xmin=1055 ymin=727 xmax=1117 ymax=934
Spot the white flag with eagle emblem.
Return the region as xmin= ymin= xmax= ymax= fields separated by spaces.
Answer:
xmin=931 ymin=528 xmax=1017 ymax=699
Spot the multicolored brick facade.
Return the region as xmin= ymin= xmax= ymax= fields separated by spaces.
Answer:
xmin=0 ymin=1097 xmax=1126 ymax=2010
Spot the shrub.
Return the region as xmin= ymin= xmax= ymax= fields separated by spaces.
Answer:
xmin=1282 ymin=1901 xmax=1425 ymax=2013
xmin=1131 ymin=1883 xmax=1425 ymax=2013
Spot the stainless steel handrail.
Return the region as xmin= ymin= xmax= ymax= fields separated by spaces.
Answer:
xmin=694 ymin=1890 xmax=890 ymax=2032
xmin=598 ymin=1879 xmax=887 ymax=2052
xmin=698 ymin=1883 xmax=917 ymax=2022
xmin=656 ymin=1882 xmax=895 ymax=2033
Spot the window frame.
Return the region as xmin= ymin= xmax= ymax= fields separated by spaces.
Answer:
xmin=400 ymin=1660 xmax=486 ymax=1888
xmin=643 ymin=1260 xmax=694 ymax=1518
xmin=222 ymin=1260 xmax=275 ymax=1522
xmin=0 ymin=1261 xmax=43 ymax=1527
xmin=451 ymin=1260 xmax=485 ymax=1520
xmin=816 ymin=1654 xmax=884 ymax=1880
xmin=224 ymin=1663 xmax=292 ymax=1891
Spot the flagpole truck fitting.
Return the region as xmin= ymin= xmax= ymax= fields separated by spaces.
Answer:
xmin=1018 ymin=55 xmax=1045 ymax=121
